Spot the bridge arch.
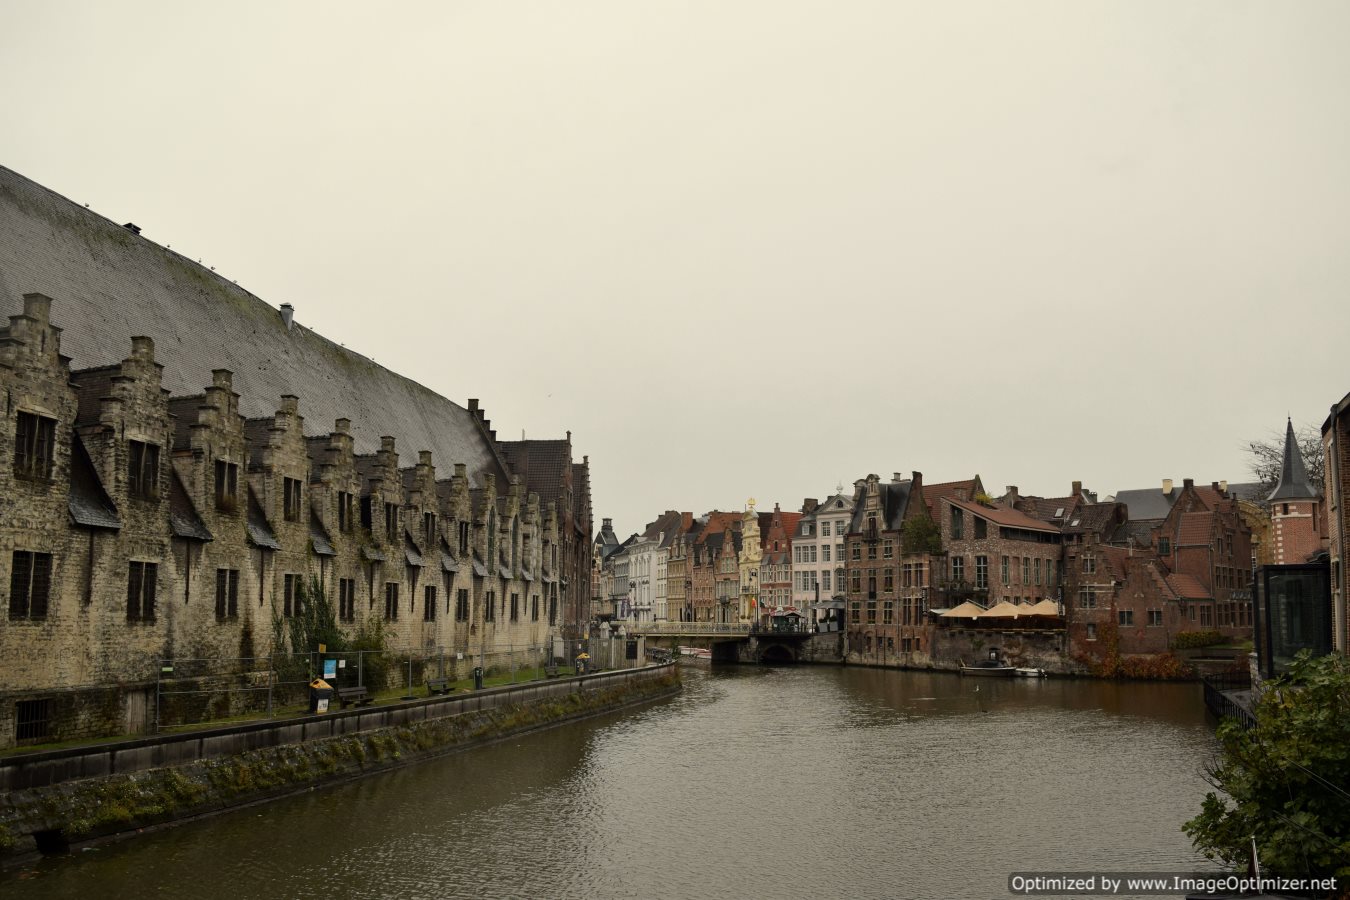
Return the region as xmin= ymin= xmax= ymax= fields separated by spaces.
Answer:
xmin=759 ymin=643 xmax=797 ymax=665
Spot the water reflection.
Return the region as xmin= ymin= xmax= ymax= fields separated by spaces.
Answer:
xmin=3 ymin=666 xmax=1216 ymax=900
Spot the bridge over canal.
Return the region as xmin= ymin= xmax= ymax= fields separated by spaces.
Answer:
xmin=628 ymin=622 xmax=843 ymax=665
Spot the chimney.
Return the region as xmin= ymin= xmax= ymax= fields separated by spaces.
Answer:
xmin=130 ymin=336 xmax=154 ymax=361
xmin=380 ymin=435 xmax=396 ymax=453
xmin=211 ymin=369 xmax=233 ymax=390
xmin=334 ymin=417 xmax=351 ymax=434
xmin=468 ymin=398 xmax=479 ymax=414
xmin=1211 ymin=481 xmax=1221 ymax=494
xmin=419 ymin=450 xmax=433 ymax=467
xmin=802 ymin=498 xmax=819 ymax=515
xmin=122 ymin=222 xmax=141 ymax=235
xmin=681 ymin=512 xmax=693 ymax=531
xmin=1072 ymin=480 xmax=1082 ymax=497
xmin=1162 ymin=478 xmax=1174 ymax=495
xmin=1220 ymin=479 xmax=1228 ymax=493
xmin=912 ymin=471 xmax=924 ymax=492
xmin=279 ymin=395 xmax=299 ymax=416
xmin=1005 ymin=486 xmax=1019 ymax=505
xmin=280 ymin=303 xmax=294 ymax=330
xmin=454 ymin=463 xmax=467 ymax=478
xmin=893 ymin=472 xmax=905 ymax=483
xmin=1183 ymin=478 xmax=1194 ymax=490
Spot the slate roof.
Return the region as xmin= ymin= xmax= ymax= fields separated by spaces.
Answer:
xmin=1060 ymin=503 xmax=1122 ymax=536
xmin=1112 ymin=488 xmax=1178 ymax=522
xmin=167 ymin=394 xmax=208 ymax=450
xmin=309 ymin=506 xmax=334 ymax=556
xmin=0 ymin=165 xmax=504 ymax=488
xmin=168 ymin=469 xmax=213 ymax=541
xmin=848 ymin=480 xmax=917 ymax=533
xmin=500 ymin=439 xmax=568 ymax=506
xmin=68 ymin=365 xmax=124 ymax=429
xmin=246 ymin=486 xmax=280 ymax=550
xmin=1268 ymin=419 xmax=1320 ymax=501
xmin=67 ymin=431 xmax=121 ymax=530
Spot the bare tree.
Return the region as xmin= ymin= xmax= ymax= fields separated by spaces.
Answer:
xmin=1244 ymin=423 xmax=1325 ymax=495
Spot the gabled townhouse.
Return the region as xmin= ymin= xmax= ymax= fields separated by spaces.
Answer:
xmin=758 ymin=503 xmax=801 ymax=617
xmin=842 ymin=473 xmax=941 ymax=666
xmin=791 ymin=492 xmax=854 ymax=626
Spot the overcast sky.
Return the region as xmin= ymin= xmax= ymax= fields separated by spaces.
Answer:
xmin=3 ymin=1 xmax=1348 ymax=536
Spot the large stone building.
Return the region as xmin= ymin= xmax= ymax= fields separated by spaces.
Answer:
xmin=0 ymin=166 xmax=591 ymax=748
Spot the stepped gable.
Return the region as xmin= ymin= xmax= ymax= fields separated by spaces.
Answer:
xmin=0 ymin=165 xmax=504 ymax=488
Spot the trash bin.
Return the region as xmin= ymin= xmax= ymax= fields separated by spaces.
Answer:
xmin=472 ymin=666 xmax=484 ymax=691
xmin=308 ymin=677 xmax=333 ymax=713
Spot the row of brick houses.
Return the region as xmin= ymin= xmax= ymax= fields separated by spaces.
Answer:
xmin=599 ymin=424 xmax=1334 ymax=675
xmin=0 ymin=165 xmax=592 ymax=749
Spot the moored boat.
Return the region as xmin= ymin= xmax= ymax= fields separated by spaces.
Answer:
xmin=1015 ymin=667 xmax=1047 ymax=678
xmin=960 ymin=661 xmax=1016 ymax=676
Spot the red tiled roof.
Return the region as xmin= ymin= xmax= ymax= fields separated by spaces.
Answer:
xmin=923 ymin=479 xmax=979 ymax=516
xmin=1165 ymin=573 xmax=1210 ymax=600
xmin=946 ymin=496 xmax=1061 ymax=533
xmin=1176 ymin=512 xmax=1214 ymax=546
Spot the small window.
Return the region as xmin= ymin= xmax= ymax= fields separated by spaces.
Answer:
xmin=531 ymin=595 xmax=540 ymax=621
xmin=1147 ymin=609 xmax=1162 ymax=627
xmin=127 ymin=441 xmax=161 ymax=501
xmin=215 ymin=569 xmax=239 ymax=621
xmin=1158 ymin=537 xmax=1171 ymax=556
xmin=423 ymin=512 xmax=436 ymax=545
xmin=455 ymin=588 xmax=470 ymax=622
xmin=339 ymin=578 xmax=356 ymax=623
xmin=548 ymin=592 xmax=557 ymax=625
xmin=973 ymin=518 xmax=987 ymax=540
xmin=14 ymin=411 xmax=57 ymax=481
xmin=337 ymin=491 xmax=354 ymax=533
xmin=384 ymin=583 xmax=400 ymax=621
xmin=283 ymin=573 xmax=303 ymax=618
xmin=283 ymin=478 xmax=302 ymax=522
xmin=127 ymin=561 xmax=158 ymax=622
xmin=1086 ymin=623 xmax=1098 ymax=641
xmin=214 ymin=460 xmax=239 ymax=512
xmin=484 ymin=590 xmax=495 ymax=623
xmin=951 ymin=508 xmax=964 ymax=540
xmin=1118 ymin=610 xmax=1134 ymax=626
xmin=15 ymin=698 xmax=52 ymax=745
xmin=9 ymin=550 xmax=53 ymax=620
xmin=385 ymin=503 xmax=398 ymax=542
xmin=423 ymin=585 xmax=437 ymax=621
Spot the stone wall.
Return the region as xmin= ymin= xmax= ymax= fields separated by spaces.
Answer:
xmin=0 ymin=294 xmax=589 ymax=750
xmin=0 ymin=664 xmax=679 ymax=862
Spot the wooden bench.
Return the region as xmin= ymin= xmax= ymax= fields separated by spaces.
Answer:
xmin=336 ymin=686 xmax=373 ymax=708
xmin=426 ymin=677 xmax=452 ymax=696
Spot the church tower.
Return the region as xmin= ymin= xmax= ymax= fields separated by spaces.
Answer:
xmin=1268 ymin=418 xmax=1326 ymax=564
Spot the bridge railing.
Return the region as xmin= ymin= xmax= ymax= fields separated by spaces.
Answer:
xmin=626 ymin=622 xmax=751 ymax=635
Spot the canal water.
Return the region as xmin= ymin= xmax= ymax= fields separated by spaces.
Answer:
xmin=3 ymin=666 xmax=1218 ymax=900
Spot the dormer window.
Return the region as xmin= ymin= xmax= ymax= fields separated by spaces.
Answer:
xmin=127 ymin=441 xmax=160 ymax=500
xmin=214 ymin=460 xmax=238 ymax=512
xmin=384 ymin=503 xmax=398 ymax=542
xmin=337 ymin=491 xmax=354 ymax=532
xmin=14 ymin=412 xmax=56 ymax=481
xmin=283 ymin=477 xmax=302 ymax=522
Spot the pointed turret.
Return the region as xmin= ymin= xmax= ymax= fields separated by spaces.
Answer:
xmin=1268 ymin=418 xmax=1319 ymax=502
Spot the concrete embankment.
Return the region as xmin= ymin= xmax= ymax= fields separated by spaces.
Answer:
xmin=0 ymin=664 xmax=679 ymax=864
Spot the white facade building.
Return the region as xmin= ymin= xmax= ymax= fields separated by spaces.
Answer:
xmin=792 ymin=492 xmax=855 ymax=625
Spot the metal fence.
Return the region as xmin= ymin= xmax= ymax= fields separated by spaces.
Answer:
xmin=1201 ymin=671 xmax=1257 ymax=730
xmin=152 ymin=639 xmax=608 ymax=732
